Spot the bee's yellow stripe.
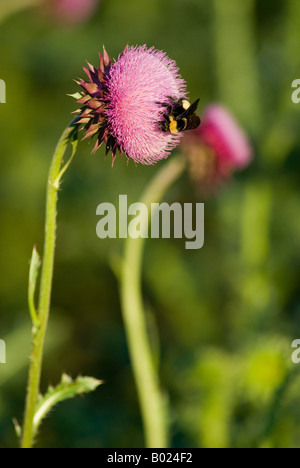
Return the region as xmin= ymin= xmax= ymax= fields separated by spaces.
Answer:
xmin=169 ymin=116 xmax=178 ymax=134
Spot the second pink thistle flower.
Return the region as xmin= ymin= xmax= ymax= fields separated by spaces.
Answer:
xmin=183 ymin=104 xmax=253 ymax=191
xmin=199 ymin=105 xmax=252 ymax=170
xmin=73 ymin=45 xmax=200 ymax=164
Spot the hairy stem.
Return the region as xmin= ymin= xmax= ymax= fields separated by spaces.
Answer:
xmin=21 ymin=121 xmax=78 ymax=448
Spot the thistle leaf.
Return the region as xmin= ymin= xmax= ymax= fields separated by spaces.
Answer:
xmin=33 ymin=374 xmax=103 ymax=437
xmin=54 ymin=127 xmax=79 ymax=188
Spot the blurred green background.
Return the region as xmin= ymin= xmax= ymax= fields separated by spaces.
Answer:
xmin=0 ymin=0 xmax=300 ymax=448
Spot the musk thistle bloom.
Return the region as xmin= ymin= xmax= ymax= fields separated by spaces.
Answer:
xmin=182 ymin=104 xmax=253 ymax=192
xmin=72 ymin=45 xmax=199 ymax=165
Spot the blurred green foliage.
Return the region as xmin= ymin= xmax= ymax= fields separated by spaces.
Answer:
xmin=0 ymin=0 xmax=300 ymax=448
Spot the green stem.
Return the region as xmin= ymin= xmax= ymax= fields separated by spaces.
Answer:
xmin=238 ymin=180 xmax=273 ymax=335
xmin=212 ymin=0 xmax=262 ymax=135
xmin=120 ymin=155 xmax=185 ymax=448
xmin=261 ymin=0 xmax=300 ymax=168
xmin=21 ymin=120 xmax=78 ymax=448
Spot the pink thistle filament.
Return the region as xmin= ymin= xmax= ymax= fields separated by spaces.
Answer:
xmin=105 ymin=46 xmax=187 ymax=164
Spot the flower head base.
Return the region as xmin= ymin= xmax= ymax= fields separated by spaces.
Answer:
xmin=182 ymin=104 xmax=253 ymax=192
xmin=73 ymin=47 xmax=113 ymax=154
xmin=72 ymin=45 xmax=198 ymax=165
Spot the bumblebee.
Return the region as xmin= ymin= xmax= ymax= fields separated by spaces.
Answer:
xmin=158 ymin=97 xmax=201 ymax=134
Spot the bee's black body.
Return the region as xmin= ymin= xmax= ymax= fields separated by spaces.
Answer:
xmin=158 ymin=97 xmax=201 ymax=134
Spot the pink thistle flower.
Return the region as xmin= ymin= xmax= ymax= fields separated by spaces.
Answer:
xmin=72 ymin=45 xmax=200 ymax=165
xmin=48 ymin=0 xmax=99 ymax=25
xmin=182 ymin=104 xmax=253 ymax=192
xmin=199 ymin=105 xmax=252 ymax=169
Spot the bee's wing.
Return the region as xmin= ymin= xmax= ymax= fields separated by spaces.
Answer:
xmin=187 ymin=98 xmax=200 ymax=114
xmin=177 ymin=98 xmax=200 ymax=119
xmin=184 ymin=114 xmax=201 ymax=131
